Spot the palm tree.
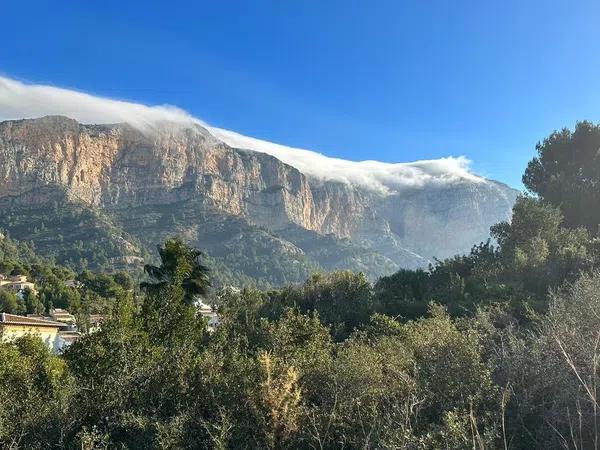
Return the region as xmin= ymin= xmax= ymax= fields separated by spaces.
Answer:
xmin=140 ymin=238 xmax=210 ymax=304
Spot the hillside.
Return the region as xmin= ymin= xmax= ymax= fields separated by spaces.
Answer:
xmin=0 ymin=116 xmax=517 ymax=285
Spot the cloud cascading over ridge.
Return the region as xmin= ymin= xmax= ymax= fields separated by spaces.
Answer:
xmin=0 ymin=76 xmax=199 ymax=131
xmin=0 ymin=75 xmax=485 ymax=194
xmin=209 ymin=127 xmax=484 ymax=193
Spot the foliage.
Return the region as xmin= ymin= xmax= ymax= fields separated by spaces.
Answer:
xmin=0 ymin=288 xmax=25 ymax=314
xmin=0 ymin=197 xmax=144 ymax=273
xmin=524 ymin=121 xmax=600 ymax=231
xmin=0 ymin=336 xmax=74 ymax=449
xmin=2 ymin=235 xmax=600 ymax=448
xmin=141 ymin=237 xmax=210 ymax=305
xmin=492 ymin=273 xmax=600 ymax=449
xmin=373 ymin=195 xmax=598 ymax=321
xmin=269 ymin=271 xmax=373 ymax=341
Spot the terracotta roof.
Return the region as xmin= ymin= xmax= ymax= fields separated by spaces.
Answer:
xmin=0 ymin=313 xmax=67 ymax=328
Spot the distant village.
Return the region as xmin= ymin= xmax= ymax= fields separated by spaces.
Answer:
xmin=0 ymin=273 xmax=220 ymax=353
xmin=0 ymin=273 xmax=103 ymax=352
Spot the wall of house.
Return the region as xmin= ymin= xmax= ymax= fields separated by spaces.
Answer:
xmin=1 ymin=325 xmax=61 ymax=352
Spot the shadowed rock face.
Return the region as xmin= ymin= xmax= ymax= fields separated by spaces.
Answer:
xmin=0 ymin=116 xmax=517 ymax=280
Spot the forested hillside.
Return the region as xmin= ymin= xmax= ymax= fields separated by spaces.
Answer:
xmin=2 ymin=122 xmax=600 ymax=449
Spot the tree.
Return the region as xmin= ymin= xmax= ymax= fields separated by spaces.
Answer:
xmin=0 ymin=336 xmax=74 ymax=449
xmin=373 ymin=241 xmax=510 ymax=321
xmin=65 ymin=291 xmax=213 ymax=449
xmin=140 ymin=238 xmax=210 ymax=305
xmin=374 ymin=268 xmax=430 ymax=319
xmin=294 ymin=307 xmax=500 ymax=449
xmin=271 ymin=271 xmax=373 ymax=341
xmin=523 ymin=121 xmax=600 ymax=232
xmin=491 ymin=196 xmax=595 ymax=305
xmin=138 ymin=239 xmax=211 ymax=348
xmin=37 ymin=278 xmax=81 ymax=312
xmin=23 ymin=289 xmax=45 ymax=315
xmin=500 ymin=272 xmax=600 ymax=449
xmin=112 ymin=271 xmax=134 ymax=291
xmin=0 ymin=289 xmax=25 ymax=314
xmin=78 ymin=270 xmax=122 ymax=298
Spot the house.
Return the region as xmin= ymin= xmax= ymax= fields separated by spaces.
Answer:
xmin=0 ymin=274 xmax=37 ymax=295
xmin=0 ymin=313 xmax=67 ymax=352
xmin=50 ymin=308 xmax=77 ymax=329
xmin=7 ymin=275 xmax=26 ymax=283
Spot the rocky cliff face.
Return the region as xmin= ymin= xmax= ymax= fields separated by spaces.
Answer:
xmin=0 ymin=116 xmax=517 ymax=283
xmin=0 ymin=116 xmax=350 ymax=232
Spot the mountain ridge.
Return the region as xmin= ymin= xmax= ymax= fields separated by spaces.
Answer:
xmin=0 ymin=115 xmax=518 ymax=285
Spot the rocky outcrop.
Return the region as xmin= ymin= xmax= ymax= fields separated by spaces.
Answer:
xmin=0 ymin=117 xmax=318 ymax=228
xmin=0 ymin=116 xmax=518 ymax=278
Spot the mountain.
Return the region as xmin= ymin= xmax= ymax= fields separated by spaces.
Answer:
xmin=0 ymin=114 xmax=517 ymax=286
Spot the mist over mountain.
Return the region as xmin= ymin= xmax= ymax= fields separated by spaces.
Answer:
xmin=0 ymin=77 xmax=517 ymax=285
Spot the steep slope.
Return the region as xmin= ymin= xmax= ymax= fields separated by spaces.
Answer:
xmin=0 ymin=116 xmax=517 ymax=284
xmin=209 ymin=126 xmax=517 ymax=262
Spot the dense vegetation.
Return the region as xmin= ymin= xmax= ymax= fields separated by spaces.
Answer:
xmin=3 ymin=122 xmax=600 ymax=448
xmin=0 ymin=232 xmax=132 ymax=313
xmin=0 ymin=193 xmax=149 ymax=273
xmin=0 ymin=193 xmax=405 ymax=289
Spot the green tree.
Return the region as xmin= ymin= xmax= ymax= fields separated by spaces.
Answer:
xmin=373 ymin=241 xmax=512 ymax=321
xmin=0 ymin=289 xmax=25 ymax=314
xmin=0 ymin=336 xmax=74 ymax=449
xmin=272 ymin=271 xmax=373 ymax=341
xmin=295 ymin=307 xmax=500 ymax=449
xmin=491 ymin=196 xmax=595 ymax=305
xmin=23 ymin=289 xmax=45 ymax=315
xmin=523 ymin=121 xmax=600 ymax=232
xmin=112 ymin=271 xmax=134 ymax=291
xmin=138 ymin=239 xmax=210 ymax=347
xmin=37 ymin=278 xmax=81 ymax=312
xmin=500 ymin=272 xmax=600 ymax=449
xmin=141 ymin=238 xmax=210 ymax=305
xmin=65 ymin=291 xmax=212 ymax=449
xmin=374 ymin=268 xmax=430 ymax=319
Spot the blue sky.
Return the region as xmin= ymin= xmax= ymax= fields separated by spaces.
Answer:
xmin=2 ymin=0 xmax=600 ymax=188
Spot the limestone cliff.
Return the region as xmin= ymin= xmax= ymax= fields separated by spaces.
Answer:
xmin=0 ymin=116 xmax=517 ymax=282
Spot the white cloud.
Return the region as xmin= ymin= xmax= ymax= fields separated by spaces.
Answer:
xmin=209 ymin=127 xmax=484 ymax=193
xmin=0 ymin=76 xmax=199 ymax=131
xmin=0 ymin=75 xmax=485 ymax=194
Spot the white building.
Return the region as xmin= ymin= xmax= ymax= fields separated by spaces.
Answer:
xmin=50 ymin=308 xmax=77 ymax=328
xmin=0 ymin=274 xmax=37 ymax=295
xmin=0 ymin=313 xmax=67 ymax=352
